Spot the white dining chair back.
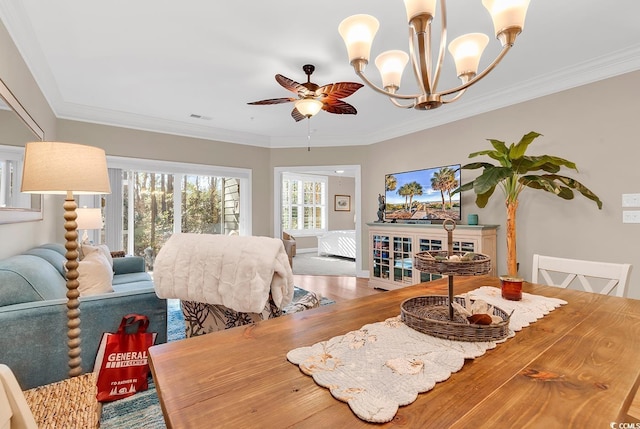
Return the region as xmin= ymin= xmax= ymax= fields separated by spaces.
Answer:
xmin=532 ymin=254 xmax=632 ymax=297
xmin=0 ymin=364 xmax=38 ymax=429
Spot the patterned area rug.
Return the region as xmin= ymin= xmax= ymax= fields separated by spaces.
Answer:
xmin=100 ymin=287 xmax=334 ymax=428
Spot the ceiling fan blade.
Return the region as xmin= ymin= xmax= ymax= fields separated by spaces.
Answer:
xmin=291 ymin=107 xmax=305 ymax=122
xmin=316 ymin=82 xmax=364 ymax=99
xmin=247 ymin=97 xmax=296 ymax=105
xmin=322 ymin=99 xmax=358 ymax=115
xmin=276 ymin=74 xmax=306 ymax=94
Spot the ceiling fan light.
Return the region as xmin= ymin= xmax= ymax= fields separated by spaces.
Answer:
xmin=375 ymin=50 xmax=409 ymax=90
xmin=448 ymin=33 xmax=490 ymax=78
xmin=482 ymin=0 xmax=530 ymax=40
xmin=295 ymin=98 xmax=323 ymax=118
xmin=402 ymin=0 xmax=437 ymax=22
xmin=338 ymin=14 xmax=380 ymax=64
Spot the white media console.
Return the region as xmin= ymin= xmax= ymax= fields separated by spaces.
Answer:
xmin=367 ymin=222 xmax=498 ymax=290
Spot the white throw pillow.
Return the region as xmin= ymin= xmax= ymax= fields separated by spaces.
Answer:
xmin=81 ymin=243 xmax=113 ymax=268
xmin=77 ymin=251 xmax=114 ymax=296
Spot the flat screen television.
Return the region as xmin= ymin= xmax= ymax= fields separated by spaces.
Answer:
xmin=384 ymin=164 xmax=461 ymax=222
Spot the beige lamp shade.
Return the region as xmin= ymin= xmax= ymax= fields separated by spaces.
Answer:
xmin=75 ymin=207 xmax=103 ymax=230
xmin=21 ymin=142 xmax=111 ymax=195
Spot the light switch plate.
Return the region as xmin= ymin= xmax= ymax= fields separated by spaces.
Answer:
xmin=622 ymin=210 xmax=640 ymax=223
xmin=622 ymin=193 xmax=640 ymax=207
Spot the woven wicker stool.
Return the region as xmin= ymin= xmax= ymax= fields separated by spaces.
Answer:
xmin=23 ymin=372 xmax=100 ymax=429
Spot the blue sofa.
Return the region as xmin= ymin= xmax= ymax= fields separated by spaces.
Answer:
xmin=0 ymin=243 xmax=167 ymax=389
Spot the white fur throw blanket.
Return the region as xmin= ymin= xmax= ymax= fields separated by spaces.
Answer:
xmin=153 ymin=233 xmax=294 ymax=313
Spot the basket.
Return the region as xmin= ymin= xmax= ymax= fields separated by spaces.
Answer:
xmin=400 ymin=295 xmax=510 ymax=342
xmin=414 ymin=251 xmax=491 ymax=276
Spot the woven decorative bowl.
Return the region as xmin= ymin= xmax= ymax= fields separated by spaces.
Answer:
xmin=401 ymin=295 xmax=510 ymax=342
xmin=414 ymin=251 xmax=491 ymax=276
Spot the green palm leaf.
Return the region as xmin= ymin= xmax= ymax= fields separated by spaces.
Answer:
xmin=459 ymin=161 xmax=495 ymax=170
xmin=543 ymin=174 xmax=603 ymax=209
xmin=475 ymin=185 xmax=496 ymax=208
xmin=528 ymin=155 xmax=577 ymax=172
xmin=473 ymin=167 xmax=513 ymax=195
xmin=488 ymin=139 xmax=509 ymax=155
xmin=509 ymin=131 xmax=541 ymax=159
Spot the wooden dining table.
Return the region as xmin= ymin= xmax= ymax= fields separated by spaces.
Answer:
xmin=148 ymin=276 xmax=640 ymax=428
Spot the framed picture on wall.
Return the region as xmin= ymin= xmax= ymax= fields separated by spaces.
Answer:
xmin=334 ymin=195 xmax=351 ymax=211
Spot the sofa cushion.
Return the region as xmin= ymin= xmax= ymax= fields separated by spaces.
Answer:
xmin=0 ymin=255 xmax=67 ymax=305
xmin=112 ymin=280 xmax=155 ymax=293
xmin=113 ymin=256 xmax=145 ymax=275
xmin=23 ymin=248 xmax=67 ymax=278
xmin=78 ymin=252 xmax=114 ymax=296
xmin=112 ymin=272 xmax=152 ymax=285
xmin=81 ymin=243 xmax=114 ymax=268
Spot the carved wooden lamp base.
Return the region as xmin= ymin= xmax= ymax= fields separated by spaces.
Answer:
xmin=64 ymin=195 xmax=82 ymax=377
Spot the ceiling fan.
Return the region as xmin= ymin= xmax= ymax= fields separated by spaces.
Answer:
xmin=247 ymin=64 xmax=363 ymax=122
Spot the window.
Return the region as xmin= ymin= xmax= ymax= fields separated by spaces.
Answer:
xmin=282 ymin=173 xmax=326 ymax=235
xmin=105 ymin=157 xmax=251 ymax=269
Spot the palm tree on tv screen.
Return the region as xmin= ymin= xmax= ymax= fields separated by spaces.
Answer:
xmin=398 ymin=183 xmax=411 ymax=210
xmin=408 ymin=181 xmax=424 ymax=211
xmin=399 ymin=181 xmax=424 ymax=212
xmin=386 ymin=175 xmax=397 ymax=192
xmin=431 ymin=167 xmax=457 ymax=210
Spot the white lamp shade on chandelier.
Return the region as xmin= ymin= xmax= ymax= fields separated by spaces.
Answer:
xmin=338 ymin=0 xmax=531 ymax=110
xmin=448 ymin=33 xmax=490 ymax=78
xmin=374 ymin=50 xmax=409 ymax=90
xmin=337 ymin=14 xmax=379 ymax=64
xmin=21 ymin=142 xmax=111 ymax=195
xmin=483 ymin=0 xmax=530 ymax=38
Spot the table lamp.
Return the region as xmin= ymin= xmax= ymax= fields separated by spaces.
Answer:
xmin=76 ymin=207 xmax=103 ymax=244
xmin=21 ymin=141 xmax=111 ymax=378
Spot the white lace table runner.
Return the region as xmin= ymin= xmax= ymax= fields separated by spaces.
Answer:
xmin=286 ymin=287 xmax=567 ymax=423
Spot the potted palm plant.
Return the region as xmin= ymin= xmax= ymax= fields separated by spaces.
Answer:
xmin=453 ymin=131 xmax=602 ymax=300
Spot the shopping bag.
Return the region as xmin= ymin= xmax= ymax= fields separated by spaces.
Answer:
xmin=94 ymin=313 xmax=157 ymax=402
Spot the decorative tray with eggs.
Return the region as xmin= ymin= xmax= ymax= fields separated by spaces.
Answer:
xmin=405 ymin=219 xmax=508 ymax=342
xmin=414 ymin=250 xmax=491 ymax=276
xmin=400 ymin=295 xmax=511 ymax=342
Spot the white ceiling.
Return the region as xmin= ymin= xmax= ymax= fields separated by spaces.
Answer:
xmin=1 ymin=1 xmax=640 ymax=149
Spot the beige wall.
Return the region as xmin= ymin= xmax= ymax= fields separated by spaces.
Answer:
xmin=328 ymin=175 xmax=356 ymax=231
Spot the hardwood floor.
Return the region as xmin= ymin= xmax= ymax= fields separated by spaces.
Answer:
xmin=293 ymin=275 xmax=384 ymax=303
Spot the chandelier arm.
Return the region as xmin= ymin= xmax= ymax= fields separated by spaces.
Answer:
xmin=438 ymin=44 xmax=513 ymax=97
xmin=389 ymin=97 xmax=417 ymax=109
xmin=415 ymin=25 xmax=432 ymax=95
xmin=440 ymin=88 xmax=468 ymax=104
xmin=408 ymin=26 xmax=426 ymax=93
xmin=355 ymin=69 xmax=422 ymax=100
xmin=431 ymin=0 xmax=448 ymax=92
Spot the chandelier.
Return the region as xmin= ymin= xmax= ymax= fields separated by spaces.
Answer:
xmin=338 ymin=0 xmax=530 ymax=110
